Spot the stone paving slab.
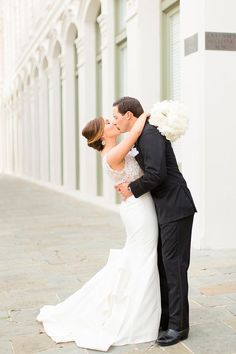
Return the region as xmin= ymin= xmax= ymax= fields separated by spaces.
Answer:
xmin=227 ymin=293 xmax=236 ymax=302
xmin=0 ymin=175 xmax=236 ymax=354
xmin=0 ymin=340 xmax=14 ymax=354
xmin=35 ymin=347 xmax=85 ymax=354
xmin=227 ymin=304 xmax=236 ymax=316
xmin=223 ymin=316 xmax=236 ymax=331
xmin=190 ymin=294 xmax=234 ymax=307
xmin=200 ymin=282 xmax=236 ymax=296
xmin=186 ymin=321 xmax=236 ymax=354
xmin=11 ymin=333 xmax=58 ymax=354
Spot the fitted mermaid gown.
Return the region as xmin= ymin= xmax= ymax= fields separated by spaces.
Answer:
xmin=37 ymin=152 xmax=161 ymax=351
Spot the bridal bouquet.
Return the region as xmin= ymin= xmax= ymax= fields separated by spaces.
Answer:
xmin=149 ymin=100 xmax=188 ymax=142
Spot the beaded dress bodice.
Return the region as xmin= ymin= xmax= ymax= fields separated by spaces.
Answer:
xmin=103 ymin=152 xmax=143 ymax=184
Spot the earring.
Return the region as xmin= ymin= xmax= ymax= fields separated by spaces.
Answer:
xmin=102 ymin=140 xmax=106 ymax=146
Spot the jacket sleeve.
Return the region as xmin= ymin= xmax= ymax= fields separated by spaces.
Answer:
xmin=129 ymin=128 xmax=167 ymax=198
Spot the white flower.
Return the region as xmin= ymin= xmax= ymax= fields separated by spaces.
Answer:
xmin=129 ymin=147 xmax=139 ymax=157
xmin=149 ymin=100 xmax=189 ymax=142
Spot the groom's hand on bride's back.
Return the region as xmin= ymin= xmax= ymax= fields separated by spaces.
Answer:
xmin=115 ymin=183 xmax=133 ymax=200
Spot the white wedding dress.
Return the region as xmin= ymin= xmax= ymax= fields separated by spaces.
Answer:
xmin=37 ymin=153 xmax=161 ymax=351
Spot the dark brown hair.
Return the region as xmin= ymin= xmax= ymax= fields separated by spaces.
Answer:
xmin=113 ymin=96 xmax=144 ymax=117
xmin=82 ymin=117 xmax=105 ymax=152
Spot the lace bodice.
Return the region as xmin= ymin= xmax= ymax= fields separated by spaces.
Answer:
xmin=103 ymin=152 xmax=143 ymax=184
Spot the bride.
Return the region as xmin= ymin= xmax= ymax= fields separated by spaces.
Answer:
xmin=37 ymin=112 xmax=161 ymax=351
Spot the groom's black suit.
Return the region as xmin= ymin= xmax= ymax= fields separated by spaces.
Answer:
xmin=129 ymin=122 xmax=197 ymax=331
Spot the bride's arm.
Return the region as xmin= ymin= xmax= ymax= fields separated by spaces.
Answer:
xmin=107 ymin=112 xmax=148 ymax=168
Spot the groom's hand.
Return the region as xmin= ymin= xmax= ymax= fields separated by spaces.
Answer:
xmin=115 ymin=183 xmax=133 ymax=200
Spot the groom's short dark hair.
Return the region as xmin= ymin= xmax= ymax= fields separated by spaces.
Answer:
xmin=113 ymin=96 xmax=144 ymax=118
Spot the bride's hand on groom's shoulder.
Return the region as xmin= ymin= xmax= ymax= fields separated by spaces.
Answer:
xmin=114 ymin=183 xmax=133 ymax=200
xmin=131 ymin=112 xmax=150 ymax=135
xmin=139 ymin=112 xmax=150 ymax=119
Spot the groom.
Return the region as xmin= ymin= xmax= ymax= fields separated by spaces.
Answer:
xmin=113 ymin=96 xmax=197 ymax=347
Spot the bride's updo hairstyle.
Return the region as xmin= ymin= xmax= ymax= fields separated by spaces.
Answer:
xmin=82 ymin=117 xmax=105 ymax=151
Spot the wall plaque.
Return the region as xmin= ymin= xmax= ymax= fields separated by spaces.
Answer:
xmin=184 ymin=33 xmax=198 ymax=56
xmin=205 ymin=32 xmax=236 ymax=51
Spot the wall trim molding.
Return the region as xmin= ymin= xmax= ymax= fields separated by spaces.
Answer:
xmin=161 ymin=0 xmax=179 ymax=12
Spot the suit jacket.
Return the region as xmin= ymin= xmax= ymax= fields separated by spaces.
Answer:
xmin=129 ymin=122 xmax=197 ymax=224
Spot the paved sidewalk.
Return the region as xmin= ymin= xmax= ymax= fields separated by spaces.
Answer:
xmin=0 ymin=175 xmax=235 ymax=354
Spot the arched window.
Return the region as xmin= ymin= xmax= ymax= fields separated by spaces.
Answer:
xmin=162 ymin=1 xmax=181 ymax=100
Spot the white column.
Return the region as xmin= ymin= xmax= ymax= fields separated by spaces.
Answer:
xmin=62 ymin=39 xmax=77 ymax=190
xmin=23 ymin=84 xmax=31 ymax=176
xmin=125 ymin=0 xmax=139 ymax=97
xmin=15 ymin=93 xmax=20 ymax=174
xmin=17 ymin=92 xmax=22 ymax=174
xmin=30 ymin=76 xmax=40 ymax=179
xmin=74 ymin=38 xmax=80 ymax=190
xmin=9 ymin=102 xmax=14 ymax=173
xmin=5 ymin=105 xmax=9 ymax=172
xmin=48 ymin=57 xmax=63 ymax=185
xmin=10 ymin=97 xmax=15 ymax=173
xmin=76 ymin=34 xmax=97 ymax=197
xmin=6 ymin=103 xmax=10 ymax=172
xmin=58 ymin=54 xmax=64 ymax=186
xmin=18 ymin=89 xmax=24 ymax=175
xmin=0 ymin=109 xmax=3 ymax=173
xmin=6 ymin=103 xmax=13 ymax=172
xmin=22 ymin=87 xmax=26 ymax=175
xmin=135 ymin=0 xmax=161 ymax=108
xmin=27 ymin=81 xmax=34 ymax=177
xmin=12 ymin=95 xmax=18 ymax=173
xmin=181 ymin=0 xmax=205 ymax=249
xmin=35 ymin=76 xmax=40 ymax=179
xmin=98 ymin=0 xmax=116 ymax=203
xmin=39 ymin=67 xmax=50 ymax=181
xmin=182 ymin=0 xmax=236 ymax=248
xmin=29 ymin=81 xmax=35 ymax=177
xmin=125 ymin=0 xmax=160 ymax=107
xmin=0 ymin=105 xmax=7 ymax=172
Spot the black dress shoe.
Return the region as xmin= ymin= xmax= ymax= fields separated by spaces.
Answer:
xmin=156 ymin=328 xmax=189 ymax=346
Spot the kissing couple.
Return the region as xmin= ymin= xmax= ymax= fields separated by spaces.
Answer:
xmin=37 ymin=96 xmax=197 ymax=351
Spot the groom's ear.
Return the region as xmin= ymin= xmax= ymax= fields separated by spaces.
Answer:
xmin=126 ymin=111 xmax=133 ymax=120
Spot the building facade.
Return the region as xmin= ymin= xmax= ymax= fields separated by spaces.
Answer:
xmin=0 ymin=0 xmax=236 ymax=249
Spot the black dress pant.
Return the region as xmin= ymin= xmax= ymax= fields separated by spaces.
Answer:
xmin=158 ymin=215 xmax=194 ymax=331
